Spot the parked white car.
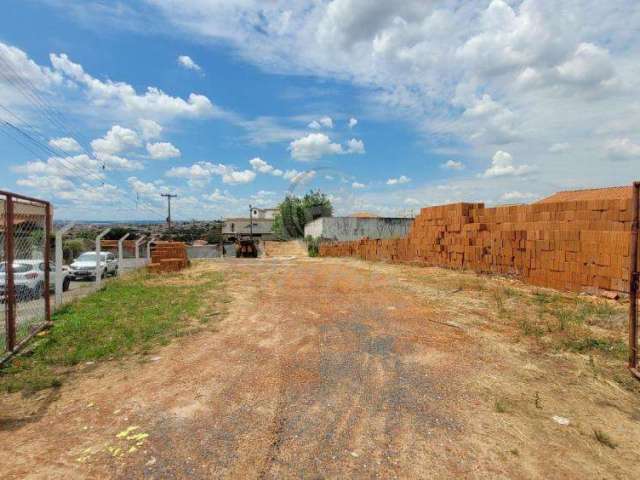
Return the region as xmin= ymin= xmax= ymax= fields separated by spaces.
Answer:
xmin=0 ymin=260 xmax=70 ymax=301
xmin=68 ymin=251 xmax=118 ymax=280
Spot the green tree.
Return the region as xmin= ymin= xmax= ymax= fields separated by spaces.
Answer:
xmin=63 ymin=239 xmax=86 ymax=263
xmin=103 ymin=227 xmax=134 ymax=240
xmin=272 ymin=190 xmax=332 ymax=239
xmin=302 ymin=190 xmax=332 ymax=219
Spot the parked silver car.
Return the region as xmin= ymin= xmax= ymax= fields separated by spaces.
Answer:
xmin=68 ymin=252 xmax=118 ymax=280
xmin=0 ymin=260 xmax=70 ymax=301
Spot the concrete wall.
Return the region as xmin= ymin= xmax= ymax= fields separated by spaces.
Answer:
xmin=304 ymin=218 xmax=324 ymax=239
xmin=305 ymin=217 xmax=414 ymax=242
xmin=187 ymin=243 xmax=236 ymax=258
xmin=222 ymin=218 xmax=274 ymax=237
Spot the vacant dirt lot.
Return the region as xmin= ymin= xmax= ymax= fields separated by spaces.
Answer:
xmin=1 ymin=255 xmax=639 ymax=479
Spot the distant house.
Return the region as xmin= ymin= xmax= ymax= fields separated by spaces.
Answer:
xmin=251 ymin=207 xmax=278 ymax=220
xmin=222 ymin=207 xmax=278 ymax=241
xmin=348 ymin=211 xmax=379 ymax=218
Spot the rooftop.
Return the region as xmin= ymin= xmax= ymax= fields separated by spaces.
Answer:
xmin=348 ymin=211 xmax=379 ymax=218
xmin=535 ymin=185 xmax=632 ymax=203
xmin=224 ymin=217 xmax=274 ymax=222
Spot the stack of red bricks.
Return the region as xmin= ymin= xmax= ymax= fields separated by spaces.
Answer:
xmin=147 ymin=241 xmax=189 ymax=274
xmin=320 ymin=199 xmax=638 ymax=294
xmin=100 ymin=239 xmax=138 ymax=255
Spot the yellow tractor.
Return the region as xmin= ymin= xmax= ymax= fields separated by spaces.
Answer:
xmin=235 ymin=237 xmax=258 ymax=258
xmin=234 ymin=204 xmax=260 ymax=258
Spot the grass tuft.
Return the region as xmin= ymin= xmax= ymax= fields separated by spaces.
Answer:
xmin=495 ymin=399 xmax=508 ymax=413
xmin=593 ymin=429 xmax=617 ymax=449
xmin=563 ymin=337 xmax=627 ymax=359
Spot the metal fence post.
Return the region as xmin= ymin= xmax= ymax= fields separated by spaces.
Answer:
xmin=629 ymin=181 xmax=640 ymax=380
xmin=146 ymin=236 xmax=156 ymax=262
xmin=44 ymin=203 xmax=52 ymax=324
xmin=55 ymin=222 xmax=75 ymax=307
xmin=135 ymin=235 xmax=146 ymax=261
xmin=4 ymin=194 xmax=15 ymax=351
xmin=95 ymin=228 xmax=111 ymax=290
xmin=118 ymin=233 xmax=130 ymax=269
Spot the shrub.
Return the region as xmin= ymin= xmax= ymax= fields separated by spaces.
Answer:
xmin=305 ymin=235 xmax=321 ymax=257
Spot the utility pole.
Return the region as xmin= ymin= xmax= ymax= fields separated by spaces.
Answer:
xmin=161 ymin=193 xmax=178 ymax=238
xmin=249 ymin=204 xmax=254 ymax=240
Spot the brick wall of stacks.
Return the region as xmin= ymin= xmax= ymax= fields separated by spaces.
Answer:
xmin=319 ymin=199 xmax=638 ymax=294
xmin=147 ymin=241 xmax=189 ymax=273
xmin=100 ymin=239 xmax=138 ymax=255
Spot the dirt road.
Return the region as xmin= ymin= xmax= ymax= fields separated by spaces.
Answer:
xmin=1 ymin=256 xmax=638 ymax=479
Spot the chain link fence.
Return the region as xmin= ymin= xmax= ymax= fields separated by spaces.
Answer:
xmin=1 ymin=191 xmax=51 ymax=358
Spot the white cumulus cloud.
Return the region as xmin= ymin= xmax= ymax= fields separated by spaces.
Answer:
xmin=606 ymin=138 xmax=640 ymax=161
xmin=249 ymin=157 xmax=282 ymax=176
xmin=441 ymin=160 xmax=464 ymax=170
xmin=386 ymin=175 xmax=410 ymax=185
xmin=283 ymin=169 xmax=316 ymax=184
xmin=146 ymin=141 xmax=181 ymax=159
xmin=91 ymin=125 xmax=140 ymax=155
xmin=50 ymin=53 xmax=215 ymax=120
xmin=319 ymin=116 xmax=333 ymax=128
xmin=222 ymin=169 xmax=256 ymax=184
xmin=178 ymin=55 xmax=202 ymax=72
xmin=482 ymin=151 xmax=535 ymax=178
xmin=48 ymin=137 xmax=82 ymax=153
xmin=128 ymin=176 xmax=161 ymax=197
xmin=95 ymin=152 xmax=143 ymax=171
xmin=205 ymin=188 xmax=235 ymax=202
xmin=166 ymin=161 xmax=255 ymax=186
xmin=555 ymin=43 xmax=614 ymax=86
xmin=346 ymin=138 xmax=365 ymax=154
xmin=139 ymin=119 xmax=163 ymax=140
xmin=308 ymin=116 xmax=333 ymax=129
xmin=289 ymin=133 xmax=344 ymax=161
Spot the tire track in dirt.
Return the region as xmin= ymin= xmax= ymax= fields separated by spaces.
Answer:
xmin=256 ymin=356 xmax=287 ymax=479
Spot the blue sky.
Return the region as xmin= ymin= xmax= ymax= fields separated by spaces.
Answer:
xmin=1 ymin=1 xmax=639 ymax=221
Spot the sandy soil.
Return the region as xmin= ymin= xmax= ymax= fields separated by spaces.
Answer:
xmin=263 ymin=240 xmax=308 ymax=257
xmin=0 ymin=256 xmax=638 ymax=479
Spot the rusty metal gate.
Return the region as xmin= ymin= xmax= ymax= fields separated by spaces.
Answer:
xmin=0 ymin=190 xmax=52 ymax=359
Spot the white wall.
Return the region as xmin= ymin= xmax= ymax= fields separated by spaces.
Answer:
xmin=304 ymin=218 xmax=325 ymax=238
xmin=304 ymin=217 xmax=414 ymax=242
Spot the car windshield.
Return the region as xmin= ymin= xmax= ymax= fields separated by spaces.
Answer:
xmin=0 ymin=263 xmax=33 ymax=273
xmin=76 ymin=253 xmax=107 ymax=262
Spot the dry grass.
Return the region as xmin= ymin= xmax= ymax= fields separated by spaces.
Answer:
xmin=351 ymin=259 xmax=634 ymax=391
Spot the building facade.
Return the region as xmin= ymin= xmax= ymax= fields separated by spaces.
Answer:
xmin=222 ymin=207 xmax=279 ymax=241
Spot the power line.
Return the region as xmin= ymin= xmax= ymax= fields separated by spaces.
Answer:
xmin=0 ymin=119 xmax=105 ymax=183
xmin=0 ymin=54 xmax=93 ymax=154
xmin=0 ymin=107 xmax=166 ymax=218
xmin=0 ymin=118 xmax=165 ymax=219
xmin=0 ymin=53 xmax=168 ymax=220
